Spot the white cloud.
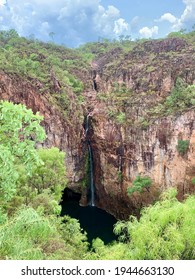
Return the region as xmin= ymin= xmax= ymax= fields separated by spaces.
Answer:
xmin=114 ymin=18 xmax=129 ymax=35
xmin=171 ymin=0 xmax=195 ymax=30
xmin=139 ymin=26 xmax=158 ymax=38
xmin=157 ymin=0 xmax=195 ymax=31
xmin=179 ymin=0 xmax=195 ymax=26
xmin=0 ymin=0 xmax=6 ymax=6
xmin=158 ymin=13 xmax=177 ymax=24
xmin=0 ymin=0 xmax=129 ymax=46
xmin=92 ymin=5 xmax=123 ymax=36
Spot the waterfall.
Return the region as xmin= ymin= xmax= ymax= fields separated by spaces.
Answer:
xmin=85 ymin=115 xmax=89 ymax=135
xmin=88 ymin=144 xmax=95 ymax=206
xmin=85 ymin=114 xmax=95 ymax=206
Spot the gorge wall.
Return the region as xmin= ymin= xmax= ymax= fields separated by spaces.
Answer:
xmin=0 ymin=37 xmax=195 ymax=219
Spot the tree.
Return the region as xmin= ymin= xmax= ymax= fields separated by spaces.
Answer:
xmin=0 ymin=101 xmax=45 ymax=203
xmin=176 ymin=139 xmax=189 ymax=156
xmin=127 ymin=175 xmax=152 ymax=196
xmin=0 ymin=29 xmax=19 ymax=42
xmin=17 ymin=147 xmax=67 ymax=215
xmin=49 ymin=32 xmax=55 ymax=41
xmin=28 ymin=147 xmax=66 ymax=198
xmin=192 ymin=177 xmax=195 ymax=185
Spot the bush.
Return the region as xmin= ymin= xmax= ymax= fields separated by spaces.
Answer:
xmin=127 ymin=175 xmax=152 ymax=196
xmin=116 ymin=112 xmax=126 ymax=124
xmin=176 ymin=139 xmax=189 ymax=156
xmin=191 ymin=177 xmax=195 ymax=185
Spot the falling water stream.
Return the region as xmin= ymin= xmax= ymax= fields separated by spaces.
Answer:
xmin=88 ymin=145 xmax=95 ymax=206
xmin=61 ymin=114 xmax=117 ymax=245
xmin=86 ymin=114 xmax=95 ymax=206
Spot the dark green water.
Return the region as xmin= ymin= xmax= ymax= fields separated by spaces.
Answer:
xmin=61 ymin=200 xmax=117 ymax=245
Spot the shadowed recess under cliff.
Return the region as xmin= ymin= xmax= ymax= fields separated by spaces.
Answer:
xmin=61 ymin=188 xmax=117 ymax=245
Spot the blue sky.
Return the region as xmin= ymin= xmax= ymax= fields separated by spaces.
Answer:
xmin=0 ymin=0 xmax=194 ymax=47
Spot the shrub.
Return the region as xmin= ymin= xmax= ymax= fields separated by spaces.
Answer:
xmin=191 ymin=177 xmax=195 ymax=185
xmin=176 ymin=139 xmax=189 ymax=156
xmin=116 ymin=112 xmax=126 ymax=124
xmin=127 ymin=175 xmax=152 ymax=196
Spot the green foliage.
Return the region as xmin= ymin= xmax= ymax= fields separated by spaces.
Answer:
xmin=0 ymin=101 xmax=45 ymax=203
xmin=127 ymin=175 xmax=152 ymax=196
xmin=0 ymin=207 xmax=59 ymax=259
xmin=146 ymin=65 xmax=156 ymax=73
xmin=114 ymin=188 xmax=195 ymax=259
xmin=112 ymin=82 xmax=130 ymax=94
xmin=88 ymin=238 xmax=127 ymax=260
xmin=30 ymin=147 xmax=66 ymax=199
xmin=29 ymin=190 xmax=61 ymax=216
xmin=138 ymin=117 xmax=150 ymax=130
xmin=166 ymin=79 xmax=194 ymax=113
xmin=191 ymin=177 xmax=195 ymax=185
xmin=176 ymin=139 xmax=190 ymax=156
xmin=0 ymin=100 xmax=90 ymax=260
xmin=0 ymin=207 xmax=89 ymax=260
xmin=114 ymin=217 xmax=135 ymax=242
xmin=0 ymin=29 xmax=19 ymax=42
xmin=149 ymin=78 xmax=195 ymax=118
xmin=116 ymin=112 xmax=126 ymax=124
xmin=117 ymin=171 xmax=123 ymax=183
xmin=59 ymin=215 xmax=89 ymax=259
xmin=0 ymin=208 xmax=7 ymax=226
xmin=165 ymin=78 xmax=190 ymax=113
xmin=167 ymin=31 xmax=185 ymax=38
xmin=15 ymin=147 xmax=67 ymax=215
xmin=77 ymin=35 xmax=135 ymax=62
